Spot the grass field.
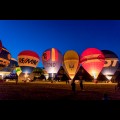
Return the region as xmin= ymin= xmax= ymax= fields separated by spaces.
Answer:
xmin=0 ymin=81 xmax=119 ymax=100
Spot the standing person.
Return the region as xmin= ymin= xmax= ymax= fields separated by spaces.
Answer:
xmin=80 ymin=80 xmax=84 ymax=91
xmin=16 ymin=75 xmax=18 ymax=84
xmin=117 ymin=82 xmax=120 ymax=90
xmin=115 ymin=81 xmax=120 ymax=91
xmin=71 ymin=81 xmax=76 ymax=94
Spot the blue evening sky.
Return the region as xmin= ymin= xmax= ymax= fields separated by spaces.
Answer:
xmin=0 ymin=20 xmax=120 ymax=67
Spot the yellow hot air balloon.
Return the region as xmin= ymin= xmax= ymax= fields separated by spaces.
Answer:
xmin=63 ymin=50 xmax=80 ymax=80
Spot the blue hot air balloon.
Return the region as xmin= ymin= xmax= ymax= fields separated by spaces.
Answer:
xmin=101 ymin=50 xmax=119 ymax=81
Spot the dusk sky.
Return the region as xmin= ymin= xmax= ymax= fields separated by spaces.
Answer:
xmin=0 ymin=20 xmax=120 ymax=67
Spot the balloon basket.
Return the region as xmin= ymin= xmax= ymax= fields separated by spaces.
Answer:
xmin=51 ymin=77 xmax=54 ymax=83
xmin=93 ymin=79 xmax=98 ymax=83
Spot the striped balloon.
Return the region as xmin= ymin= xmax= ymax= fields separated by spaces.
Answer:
xmin=42 ymin=48 xmax=63 ymax=78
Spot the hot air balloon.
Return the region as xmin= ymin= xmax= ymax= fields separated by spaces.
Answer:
xmin=2 ymin=58 xmax=18 ymax=73
xmin=63 ymin=50 xmax=80 ymax=81
xmin=15 ymin=67 xmax=22 ymax=76
xmin=17 ymin=50 xmax=40 ymax=74
xmin=101 ymin=50 xmax=119 ymax=82
xmin=42 ymin=48 xmax=62 ymax=81
xmin=0 ymin=46 xmax=11 ymax=71
xmin=80 ymin=48 xmax=105 ymax=83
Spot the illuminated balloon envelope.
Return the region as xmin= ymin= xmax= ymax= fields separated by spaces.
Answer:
xmin=80 ymin=48 xmax=105 ymax=80
xmin=9 ymin=58 xmax=18 ymax=67
xmin=15 ymin=67 xmax=22 ymax=76
xmin=17 ymin=50 xmax=40 ymax=74
xmin=101 ymin=50 xmax=119 ymax=81
xmin=0 ymin=46 xmax=11 ymax=70
xmin=2 ymin=58 xmax=18 ymax=72
xmin=63 ymin=50 xmax=80 ymax=80
xmin=42 ymin=48 xmax=63 ymax=79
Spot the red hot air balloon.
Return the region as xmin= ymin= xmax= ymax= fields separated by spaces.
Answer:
xmin=18 ymin=50 xmax=40 ymax=74
xmin=80 ymin=48 xmax=105 ymax=82
xmin=42 ymin=48 xmax=63 ymax=80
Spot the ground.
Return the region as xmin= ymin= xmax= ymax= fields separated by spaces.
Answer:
xmin=0 ymin=81 xmax=119 ymax=100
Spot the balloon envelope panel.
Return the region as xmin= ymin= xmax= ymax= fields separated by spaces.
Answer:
xmin=20 ymin=66 xmax=34 ymax=73
xmin=63 ymin=50 xmax=80 ymax=80
xmin=101 ymin=50 xmax=119 ymax=80
xmin=2 ymin=58 xmax=18 ymax=72
xmin=18 ymin=50 xmax=40 ymax=73
xmin=80 ymin=48 xmax=105 ymax=79
xmin=8 ymin=58 xmax=18 ymax=67
xmin=42 ymin=48 xmax=63 ymax=74
xmin=0 ymin=46 xmax=11 ymax=70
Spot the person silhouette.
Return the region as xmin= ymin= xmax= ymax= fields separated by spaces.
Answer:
xmin=115 ymin=81 xmax=120 ymax=90
xmin=71 ymin=81 xmax=76 ymax=94
xmin=80 ymin=80 xmax=84 ymax=91
xmin=16 ymin=75 xmax=18 ymax=84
